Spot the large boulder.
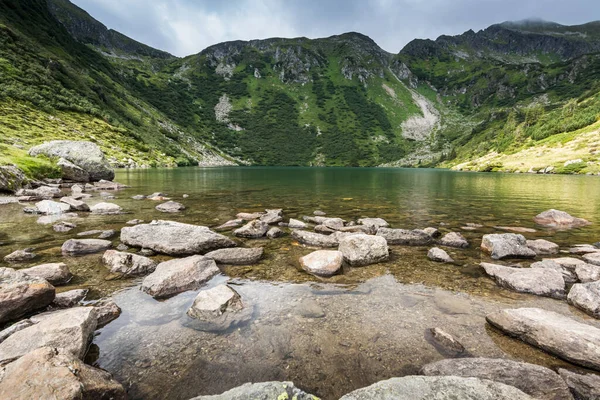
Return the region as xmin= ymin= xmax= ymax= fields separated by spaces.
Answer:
xmin=292 ymin=230 xmax=338 ymax=248
xmin=421 ymin=358 xmax=572 ymax=400
xmin=204 ymin=247 xmax=263 ymax=265
xmin=376 ymin=228 xmax=433 ymax=246
xmin=481 ymin=263 xmax=565 ymax=299
xmin=102 ymin=250 xmax=157 ymax=277
xmin=533 ymin=209 xmax=590 ymax=229
xmin=339 ymin=376 xmax=533 ymax=400
xmin=57 ymin=157 xmax=89 ymax=182
xmin=190 ymin=381 xmax=316 ymax=400
xmin=338 ymin=234 xmax=389 ymax=267
xmin=526 ymin=239 xmax=559 ymax=255
xmin=486 ymin=308 xmax=600 ymax=370
xmin=0 ymin=165 xmax=27 ymax=193
xmin=20 ymin=263 xmax=72 ymax=286
xmin=440 ymin=232 xmax=469 ymax=248
xmin=300 ymin=250 xmax=344 ymax=277
xmin=481 ymin=234 xmax=536 ymax=260
xmin=0 ymin=307 xmax=97 ymax=365
xmin=0 ymin=347 xmax=126 ymax=400
xmin=62 ymin=239 xmax=112 ymax=255
xmin=121 ymin=220 xmax=235 ymax=256
xmin=568 ymin=281 xmax=600 ymax=318
xmin=141 ymin=255 xmax=220 ymax=298
xmin=558 ymin=369 xmax=600 ymax=400
xmin=0 ymin=268 xmax=55 ymax=324
xmin=29 ymin=141 xmax=114 ymax=181
xmin=233 ymin=220 xmax=269 ymax=238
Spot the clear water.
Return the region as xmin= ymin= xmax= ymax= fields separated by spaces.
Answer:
xmin=1 ymin=167 xmax=600 ymax=399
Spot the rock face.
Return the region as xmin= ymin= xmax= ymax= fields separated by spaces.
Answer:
xmin=568 ymin=281 xmax=600 ymax=318
xmin=102 ymin=250 xmax=157 ymax=276
xmin=338 ymin=234 xmax=389 ymax=267
xmin=421 ymin=358 xmax=572 ymax=400
xmin=204 ymin=247 xmax=263 ymax=265
xmin=190 ymin=381 xmax=316 ymax=400
xmin=558 ymin=369 xmax=600 ymax=400
xmin=90 ymin=202 xmax=122 ymax=214
xmin=0 ymin=165 xmax=27 ymax=193
xmin=575 ymin=263 xmax=600 ymax=283
xmin=486 ymin=307 xmax=600 ymax=371
xmin=292 ymin=230 xmax=338 ymax=247
xmin=20 ymin=263 xmax=72 ymax=285
xmin=156 ymin=201 xmax=186 ymax=213
xmin=62 ymin=239 xmax=112 ymax=255
xmin=35 ymin=200 xmax=70 ymax=215
xmin=481 ymin=263 xmax=565 ymax=299
xmin=187 ymin=284 xmax=243 ymax=320
xmin=0 ymin=307 xmax=97 ymax=365
xmin=141 ymin=255 xmax=220 ymax=298
xmin=481 ymin=234 xmax=537 ymax=259
xmin=233 ymin=220 xmax=269 ymax=238
xmin=121 ymin=220 xmax=235 ymax=256
xmin=300 ymin=250 xmax=344 ymax=277
xmin=0 ymin=268 xmax=55 ymax=324
xmin=533 ymin=209 xmax=590 ymax=229
xmin=338 ymin=376 xmax=533 ymax=400
xmin=526 ymin=239 xmax=559 ymax=255
xmin=583 ymin=252 xmax=600 ymax=266
xmin=29 ymin=140 xmax=115 ymax=181
xmin=440 ymin=232 xmax=469 ymax=248
xmin=376 ymin=228 xmax=433 ymax=246
xmin=428 ymin=247 xmax=454 ymax=263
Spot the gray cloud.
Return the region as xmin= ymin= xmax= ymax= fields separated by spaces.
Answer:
xmin=71 ymin=0 xmax=600 ymax=57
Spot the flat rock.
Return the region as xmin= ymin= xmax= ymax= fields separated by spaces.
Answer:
xmin=59 ymin=196 xmax=89 ymax=212
xmin=35 ymin=200 xmax=70 ymax=215
xmin=3 ymin=249 xmax=36 ymax=262
xmin=141 ymin=255 xmax=220 ymax=298
xmin=481 ymin=263 xmax=565 ymax=299
xmin=527 ymin=239 xmax=559 ymax=255
xmin=259 ymin=209 xmax=283 ymax=224
xmin=0 ymin=347 xmax=126 ymax=400
xmin=495 ymin=226 xmax=537 ymax=233
xmin=90 ymin=202 xmax=122 ymax=214
xmin=486 ymin=307 xmax=600 ymax=371
xmin=77 ymin=229 xmax=104 ymax=237
xmin=440 ymin=232 xmax=469 ymax=248
xmin=267 ymin=227 xmax=284 ymax=238
xmin=569 ymin=245 xmax=600 ymax=255
xmin=62 ymin=239 xmax=111 ymax=255
xmin=421 ymin=358 xmax=572 ymax=400
xmin=533 ymin=209 xmax=590 ymax=229
xmin=20 ymin=263 xmax=72 ymax=285
xmin=314 ymin=224 xmax=335 ymax=234
xmin=300 ymin=250 xmax=343 ymax=277
xmin=558 ymin=369 xmax=600 ymax=400
xmin=51 ymin=289 xmax=88 ymax=308
xmin=583 ymin=252 xmax=600 ymax=266
xmin=233 ymin=220 xmax=269 ymax=238
xmin=98 ymin=229 xmax=116 ymax=239
xmin=126 ymin=219 xmax=144 ymax=225
xmin=376 ymin=228 xmax=433 ymax=246
xmin=53 ymin=221 xmax=76 ymax=232
xmin=568 ymin=281 xmax=600 ymax=318
xmin=530 ymin=259 xmax=577 ymax=284
xmin=292 ymin=230 xmax=338 ymax=247
xmin=428 ymin=247 xmax=454 ymax=263
xmin=339 ymin=376 xmax=533 ymax=400
xmin=205 ymin=247 xmax=263 ymax=265
xmin=288 ymin=218 xmax=307 ymax=229
xmin=358 ymin=217 xmax=390 ymax=231
xmin=102 ymin=250 xmax=157 ymax=277
xmin=187 ymin=284 xmax=243 ymax=320
xmin=314 ymin=210 xmax=327 ymax=216
xmin=215 ymin=219 xmax=243 ymax=230
xmin=0 ymin=268 xmax=55 ymax=325
xmin=0 ymin=307 xmax=97 ymax=365
xmin=236 ymin=212 xmax=264 ymax=220
xmin=190 ymin=381 xmax=316 ymax=400
xmin=575 ymin=263 xmax=600 ymax=283
xmin=156 ymin=201 xmax=186 ymax=213
xmin=481 ymin=233 xmax=536 ymax=259
xmin=338 ymin=234 xmax=389 ymax=267
xmin=121 ymin=220 xmax=235 ymax=256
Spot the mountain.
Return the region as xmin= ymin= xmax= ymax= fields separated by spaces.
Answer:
xmin=0 ymin=0 xmax=599 ymax=178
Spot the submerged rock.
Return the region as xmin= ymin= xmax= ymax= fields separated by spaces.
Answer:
xmin=141 ymin=255 xmax=220 ymax=298
xmin=339 ymin=376 xmax=533 ymax=400
xmin=526 ymin=239 xmax=559 ymax=255
xmin=481 ymin=233 xmax=536 ymax=260
xmin=292 ymin=230 xmax=338 ymax=248
xmin=300 ymin=250 xmax=344 ymax=277
xmin=204 ymin=247 xmax=263 ymax=265
xmin=156 ymin=201 xmax=186 ymax=213
xmin=568 ymin=281 xmax=600 ymax=318
xmin=260 ymin=209 xmax=283 ymax=224
xmin=495 ymin=226 xmax=537 ymax=233
xmin=20 ymin=263 xmax=72 ymax=286
xmin=376 ymin=228 xmax=433 ymax=246
xmin=121 ymin=220 xmax=235 ymax=256
xmin=558 ymin=369 xmax=600 ymax=400
xmin=338 ymin=234 xmax=389 ymax=267
xmin=102 ymin=250 xmax=157 ymax=277
xmin=427 ymin=247 xmax=454 ymax=263
xmin=0 ymin=165 xmax=27 ymax=193
xmin=190 ymin=381 xmax=316 ymax=400
xmin=53 ymin=221 xmax=76 ymax=232
xmin=90 ymin=202 xmax=122 ymax=214
xmin=428 ymin=327 xmax=465 ymax=354
xmin=0 ymin=268 xmax=55 ymax=325
xmin=62 ymin=239 xmax=112 ymax=255
xmin=421 ymin=358 xmax=572 ymax=400
xmin=533 ymin=209 xmax=590 ymax=229
xmin=481 ymin=263 xmax=565 ymax=299
xmin=234 ymin=220 xmax=269 ymax=238
xmin=486 ymin=307 xmax=600 ymax=371
xmin=440 ymin=232 xmax=469 ymax=248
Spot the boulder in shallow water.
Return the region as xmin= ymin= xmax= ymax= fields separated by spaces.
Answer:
xmin=292 ymin=230 xmax=338 ymax=248
xmin=568 ymin=281 xmax=600 ymax=318
xmin=288 ymin=218 xmax=307 ymax=229
xmin=0 ymin=268 xmax=55 ymax=325
xmin=141 ymin=255 xmax=219 ymax=298
xmin=233 ymin=220 xmax=269 ymax=238
xmin=236 ymin=211 xmax=264 ymax=220
xmin=190 ymin=381 xmax=316 ymax=400
xmin=533 ymin=209 xmax=590 ymax=229
xmin=440 ymin=232 xmax=469 ymax=248
xmin=20 ymin=263 xmax=72 ymax=286
xmin=486 ymin=307 xmax=600 ymax=371
xmin=300 ymin=250 xmax=343 ymax=277
xmin=583 ymin=252 xmax=600 ymax=266
xmin=35 ymin=200 xmax=70 ymax=215
xmin=575 ymin=263 xmax=600 ymax=283
xmin=428 ymin=247 xmax=454 ymax=263
xmin=52 ymin=221 xmax=76 ymax=233
xmin=481 ymin=233 xmax=536 ymax=260
xmin=62 ymin=239 xmax=111 ymax=255
xmin=3 ymin=249 xmax=36 ymax=262
xmin=358 ymin=217 xmax=390 ymax=231
xmin=102 ymin=250 xmax=157 ymax=277
xmin=481 ymin=262 xmax=565 ymax=299
xmin=156 ymin=201 xmax=186 ymax=213
xmin=57 ymin=157 xmax=89 ymax=182
xmin=51 ymin=289 xmax=87 ymax=308
xmin=339 ymin=376 xmax=533 ymax=400
xmin=526 ymin=239 xmax=559 ymax=255
xmin=215 ymin=219 xmax=243 ymax=230
xmin=204 ymin=247 xmax=263 ymax=265
xmin=187 ymin=284 xmax=243 ymax=320
xmin=531 ymin=258 xmax=583 ymax=284
xmin=260 ymin=208 xmax=283 ymax=224
xmin=17 ymin=186 xmax=61 ymax=200
xmin=558 ymin=369 xmax=600 ymax=400
xmin=376 ymin=228 xmax=433 ymax=246
xmin=569 ymin=244 xmax=600 ymax=255
xmin=266 ymin=227 xmax=284 ymax=238
xmin=421 ymin=358 xmax=572 ymax=400
xmin=338 ymin=234 xmax=389 ymax=267
xmin=423 ymin=227 xmax=442 ymax=238
xmin=59 ymin=196 xmax=89 ymax=212
xmin=0 ymin=347 xmax=126 ymax=400
xmin=121 ymin=220 xmax=235 ymax=256
xmin=90 ymin=202 xmax=122 ymax=214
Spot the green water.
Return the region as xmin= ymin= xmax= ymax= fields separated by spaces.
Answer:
xmin=2 ymin=167 xmax=600 ymax=399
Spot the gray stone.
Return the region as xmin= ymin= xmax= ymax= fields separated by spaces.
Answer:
xmin=486 ymin=307 xmax=600 ymax=371
xmin=300 ymin=250 xmax=343 ymax=277
xmin=568 ymin=281 xmax=600 ymax=318
xmin=428 ymin=327 xmax=465 ymax=353
xmin=338 ymin=234 xmax=389 ymax=267
xmin=57 ymin=157 xmax=90 ymax=182
xmin=533 ymin=209 xmax=590 ymax=229
xmin=0 ymin=320 xmax=34 ymax=344
xmin=421 ymin=358 xmax=572 ymax=400
xmin=102 ymin=250 xmax=157 ymax=276
xmin=187 ymin=284 xmax=243 ymax=320
xmin=292 ymin=230 xmax=338 ymax=247
xmin=575 ymin=263 xmax=600 ymax=283
xmin=267 ymin=227 xmax=284 ymax=238
xmin=260 ymin=208 xmax=283 ymax=224
xmin=156 ymin=201 xmax=186 ymax=213
xmin=77 ymin=230 xmax=104 ymax=237
xmin=37 ymin=213 xmax=78 ymax=225
xmin=527 ymin=239 xmax=559 ymax=255
xmin=17 ymin=186 xmax=61 ymax=200
xmin=236 ymin=211 xmax=264 ymax=220
xmin=98 ymin=229 xmax=116 ymax=239
xmin=481 ymin=233 xmax=537 ymax=259
xmin=59 ymin=196 xmax=89 ymax=212
xmin=0 ymin=165 xmax=27 ymax=193
xmin=35 ymin=200 xmax=70 ymax=215
xmin=53 ymin=221 xmax=76 ymax=232
xmin=51 ymin=289 xmax=88 ymax=308
xmin=583 ymin=252 xmax=600 ymax=266
xmin=121 ymin=220 xmax=235 ymax=256
xmin=141 ymin=255 xmax=220 ymax=298
xmin=358 ymin=217 xmax=390 ymax=231
xmin=132 ymin=194 xmax=146 ymax=200
xmin=288 ymin=218 xmax=307 ymax=229
xmin=314 ymin=224 xmax=335 ymax=234
xmin=204 ymin=247 xmax=263 ymax=265
xmin=440 ymin=232 xmax=469 ymax=248
xmin=569 ymin=245 xmax=600 ymax=255
xmin=234 ymin=220 xmax=269 ymax=238
xmin=314 ymin=210 xmax=327 ymax=216
xmin=190 ymin=381 xmax=316 ymax=400
xmin=423 ymin=227 xmax=442 ymax=238
xmin=21 ymin=263 xmax=72 ymax=286
xmin=90 ymin=202 xmax=122 ymax=214
xmin=558 ymin=369 xmax=600 ymax=400
xmin=481 ymin=263 xmax=565 ymax=299
xmin=339 ymin=376 xmax=533 ymax=400
xmin=62 ymin=239 xmax=111 ymax=255
xmin=376 ymin=228 xmax=433 ymax=246
xmin=0 ymin=268 xmax=55 ymax=324
xmin=215 ymin=219 xmax=243 ymax=230
xmin=428 ymin=247 xmax=454 ymax=263
xmin=3 ymin=249 xmax=36 ymax=262
xmin=94 ymin=299 xmax=121 ymax=328
xmin=532 ymin=258 xmax=585 ymax=283
xmin=126 ymin=219 xmax=144 ymax=225
xmin=495 ymin=226 xmax=537 ymax=233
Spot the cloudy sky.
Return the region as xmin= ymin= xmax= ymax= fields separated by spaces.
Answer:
xmin=71 ymin=0 xmax=600 ymax=57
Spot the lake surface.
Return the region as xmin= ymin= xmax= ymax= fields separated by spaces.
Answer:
xmin=2 ymin=167 xmax=600 ymax=399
